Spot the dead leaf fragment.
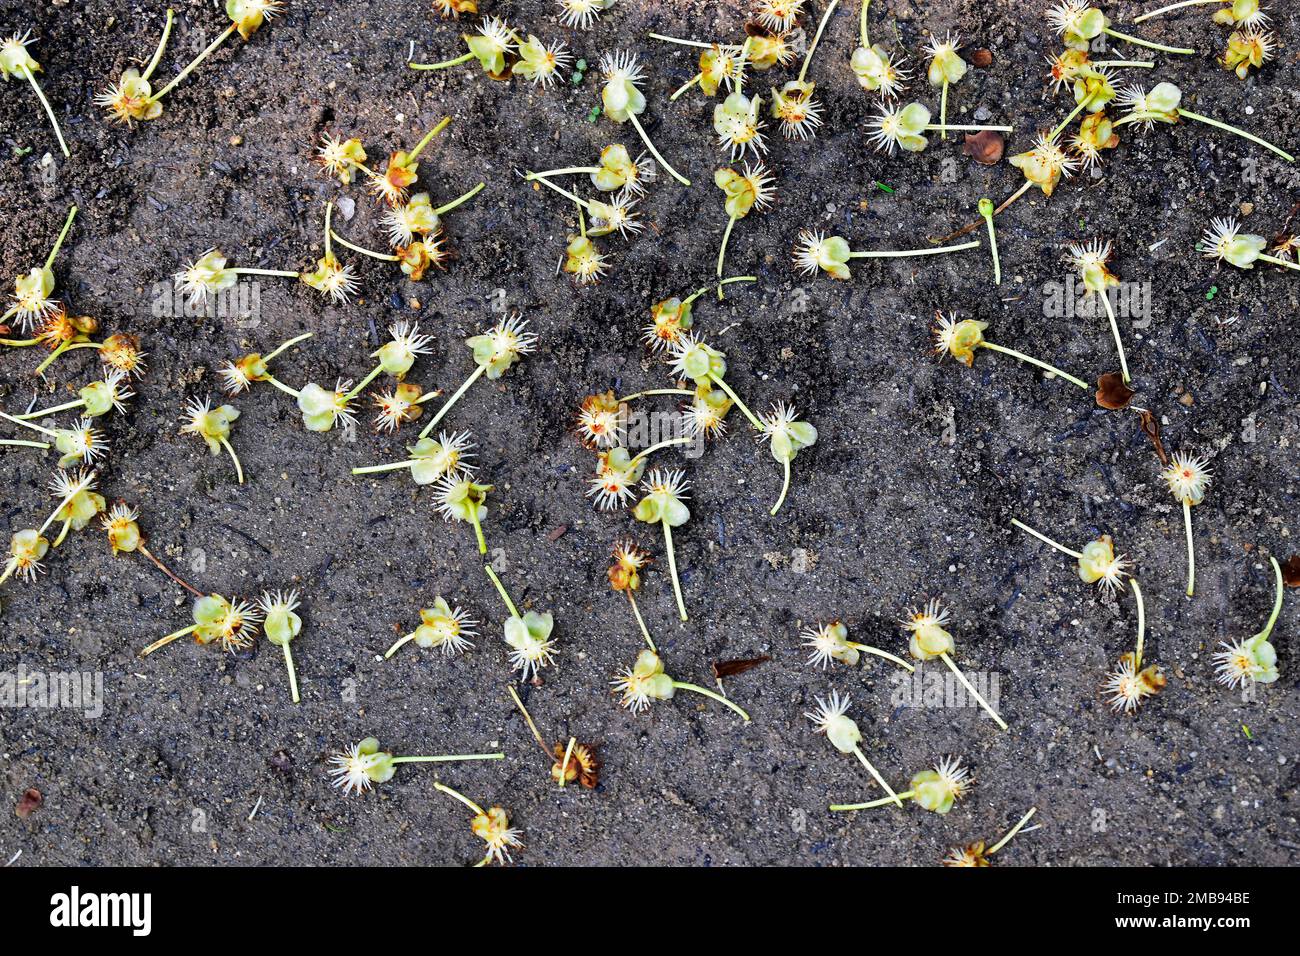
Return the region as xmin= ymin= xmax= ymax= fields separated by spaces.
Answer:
xmin=712 ymin=656 xmax=771 ymax=680
xmin=1095 ymin=372 xmax=1135 ymax=410
xmin=15 ymin=788 xmax=41 ymax=819
xmin=962 ymin=130 xmax=1004 ymax=165
xmin=1282 ymin=556 xmax=1300 ymax=588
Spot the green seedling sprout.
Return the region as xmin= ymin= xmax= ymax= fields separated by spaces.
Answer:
xmin=507 ymin=685 xmax=600 ymax=789
xmin=354 ymin=429 xmax=476 ymax=486
xmin=924 ymin=32 xmax=967 ymax=140
xmin=901 ymin=600 xmax=1008 ymax=731
xmin=714 ymin=162 xmax=775 ymax=296
xmin=180 ymin=396 xmax=243 ymax=484
xmin=0 ymin=31 xmax=70 ymax=157
xmin=609 ymin=540 xmax=657 ymax=651
xmin=1134 ymin=0 xmax=1266 ymax=27
xmin=1115 ymin=81 xmax=1293 ymax=162
xmin=806 ymin=690 xmax=902 ymax=805
xmin=979 ymin=199 xmax=1001 ymax=284
xmin=0 ymin=412 xmax=108 ymax=469
xmin=1161 ymin=451 xmax=1213 ymax=597
xmin=219 ymin=331 xmax=313 ymax=395
xmin=433 ymin=782 xmax=523 ymax=866
xmin=329 ymin=738 xmax=505 ymax=796
xmin=614 ymin=648 xmax=751 ymax=722
xmin=1219 ymin=25 xmax=1276 ymax=79
xmin=831 ymin=756 xmax=971 ymax=813
xmin=484 ymin=564 xmax=557 ymax=679
xmin=802 ymin=620 xmax=915 ymax=673
xmin=140 ymin=593 xmax=262 ymax=657
xmin=932 ymin=311 xmax=1090 ymax=392
xmin=408 ymin=16 xmax=520 ymax=77
xmin=632 ymin=468 xmax=692 ymax=621
xmin=1048 ymin=1 xmax=1195 ymax=55
xmin=258 ymin=590 xmax=302 ymax=703
xmin=596 ymin=51 xmax=690 ymax=185
xmin=1066 ymin=239 xmax=1131 ymax=382
xmin=942 ymin=806 xmax=1038 ymax=866
xmin=101 ymin=502 xmax=202 ymax=597
xmin=1201 ymin=216 xmax=1300 ymax=273
xmin=867 ymin=101 xmax=1012 ymax=153
xmin=2 ymin=205 xmax=77 ymax=332
xmin=523 ymin=171 xmax=644 ymax=238
xmin=385 ymin=597 xmax=478 ymax=659
xmin=16 ymin=369 xmax=136 ymax=422
xmin=794 ymin=229 xmax=981 ymax=281
xmin=99 ymin=2 xmax=281 ymax=125
xmin=1213 ymin=555 xmax=1284 ymax=690
xmin=851 ymin=0 xmax=910 ymax=102
xmin=418 ymin=316 xmax=537 ymax=440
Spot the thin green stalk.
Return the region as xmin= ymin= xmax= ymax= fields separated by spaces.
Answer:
xmin=860 ymin=0 xmax=871 ymax=47
xmin=1133 ymin=0 xmax=1219 ymax=22
xmin=220 ymin=437 xmax=244 ymax=484
xmin=831 ymin=789 xmax=918 ymax=812
xmin=0 ymin=439 xmax=48 ymax=449
xmin=46 ymin=205 xmax=78 ymax=270
xmin=407 ymin=118 xmax=451 ymax=163
xmin=987 ymin=807 xmax=1037 ymax=856
xmin=1010 ymin=517 xmax=1083 ymax=560
xmin=281 ymin=641 xmax=299 ymax=704
xmin=1177 ymin=109 xmax=1294 ymax=163
xmin=979 ymin=341 xmax=1090 ymax=390
xmin=980 ymin=199 xmax=1000 ymax=285
xmin=141 ymin=9 xmax=175 ymax=82
xmin=1099 ymin=291 xmax=1131 ymax=383
xmin=433 ymin=181 xmax=485 ymax=216
xmin=798 ymin=0 xmax=840 ymax=84
xmin=940 ymin=651 xmax=1008 ymax=730
xmin=706 ymin=373 xmax=762 ymax=430
xmin=484 ymin=564 xmax=520 ymax=618
xmin=770 ymin=458 xmax=791 ymax=516
xmin=851 ymin=745 xmax=904 ymax=806
xmin=1103 ymin=27 xmax=1194 ymax=55
xmin=670 ymin=681 xmax=750 ymax=721
xmin=152 ymin=23 xmax=237 ymax=101
xmin=409 ymin=51 xmax=475 ymax=71
xmin=330 ymin=231 xmax=398 ymax=262
xmin=626 ymin=591 xmax=656 ymax=652
xmin=22 ymin=66 xmax=69 ymax=158
xmin=433 ymin=781 xmax=485 ymax=816
xmin=418 ymin=362 xmax=488 ymax=439
xmin=850 ymin=239 xmax=981 ymax=258
xmin=263 ymin=331 xmax=314 ymax=362
xmin=662 ymin=520 xmax=687 ymax=622
xmin=391 ymin=753 xmax=504 ymax=764
xmin=627 ymin=112 xmax=691 ymax=187
xmin=846 ymin=642 xmax=915 ymax=673
xmin=1259 ymin=556 xmax=1284 ymax=641
xmin=1183 ymin=498 xmax=1196 ymax=598
xmin=1130 ymin=578 xmax=1146 ymax=666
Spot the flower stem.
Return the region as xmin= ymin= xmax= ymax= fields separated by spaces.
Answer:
xmin=670 ymin=73 xmax=702 ymax=101
xmin=1260 ymin=556 xmax=1284 ymax=641
xmin=706 ymin=373 xmax=762 ymax=430
xmin=995 ymin=179 xmax=1034 ymax=217
xmin=940 ymin=651 xmax=1008 ymax=730
xmin=980 ymin=201 xmax=1000 ymax=285
xmin=406 ymin=117 xmax=451 ymax=163
xmin=1133 ymin=0 xmax=1220 ymax=22
xmin=770 ymin=458 xmax=791 ymax=516
xmin=662 ymin=520 xmax=688 ymax=622
xmin=529 ymin=166 xmax=600 ymax=178
xmin=830 ymin=789 xmax=917 ymax=812
xmin=281 ymin=640 xmax=299 ymax=704
xmin=849 ymin=238 xmax=981 ymax=258
xmin=265 ymin=375 xmax=301 ymax=399
xmin=484 ymin=564 xmax=520 ymax=618
xmin=219 ymin=437 xmax=244 ymax=484
xmin=344 ymin=364 xmax=384 ymax=401
xmin=1010 ymin=517 xmax=1084 ymax=560
xmin=979 ymin=342 xmax=1090 ymax=390
xmin=418 ymin=362 xmax=487 ymax=438
xmin=1094 ymin=60 xmax=1155 ymax=68
xmin=137 ymin=544 xmax=203 ymax=597
xmin=626 ymin=591 xmax=656 ymax=652
xmin=1103 ymin=27 xmax=1195 ymax=55
xmin=1050 ymin=99 xmax=1092 ymax=141
xmin=33 ymin=340 xmax=77 ymax=377
xmin=987 ymin=806 xmax=1037 ymax=856
xmin=851 ymin=745 xmax=904 ymax=806
xmin=1099 ymin=292 xmax=1131 ymax=384
xmin=1177 ymin=109 xmax=1294 ymax=163
xmin=798 ymin=0 xmax=840 ymax=84
xmin=939 ymin=81 xmax=949 ymax=140
xmin=433 ymin=181 xmax=485 ymax=216
xmin=46 ymin=205 xmax=78 ymax=270
xmin=671 ymin=681 xmax=750 ymax=721
xmin=152 ymin=23 xmax=237 ymax=102
xmin=232 ymin=267 xmax=302 ymax=278
xmin=1258 ymin=253 xmax=1300 ymax=272
xmin=507 ymin=684 xmax=554 ymax=758
xmin=715 ymin=216 xmax=737 ymax=294
xmin=409 ymin=51 xmax=475 ymax=71
xmin=860 ymin=0 xmax=871 ymax=47
xmin=384 ymin=633 xmax=415 ymax=658
xmin=528 ymin=173 xmax=597 ymax=213
xmin=140 ymin=624 xmax=199 ymax=657
xmin=392 ymin=753 xmax=504 ymax=764
xmin=0 ymin=439 xmax=48 ymax=449
xmin=0 ymin=411 xmax=56 ymax=436
xmin=433 ymin=781 xmax=485 ymax=816
xmin=329 ymin=231 xmax=399 ymax=262
xmin=468 ymin=507 xmax=487 ymax=555
xmin=1182 ymin=497 xmax=1196 ymax=598
xmin=1130 ymin=577 xmax=1146 ymax=666
xmin=627 ymin=112 xmax=691 ymax=187
xmin=557 ymin=737 xmax=576 ymax=786
xmin=646 ymin=33 xmax=719 ymax=50
xmin=141 ymin=9 xmax=175 ymax=82
xmin=17 ymin=398 xmax=86 ymax=421
xmin=22 ymin=67 xmax=69 ymax=158
xmin=927 ymin=124 xmax=1013 ymax=133
xmin=352 ymin=460 xmax=412 ymax=476
xmin=846 ymin=642 xmax=915 ymax=672
xmin=618 ymin=388 xmax=694 ymax=403
xmin=629 ymin=435 xmax=693 ymax=469
xmin=263 ymin=331 xmax=314 ymax=362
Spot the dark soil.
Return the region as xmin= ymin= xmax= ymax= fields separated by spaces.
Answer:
xmin=1 ymin=0 xmax=1297 ymax=866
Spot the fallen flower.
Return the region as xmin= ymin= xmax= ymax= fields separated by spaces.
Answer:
xmin=330 ymin=738 xmax=504 ymax=796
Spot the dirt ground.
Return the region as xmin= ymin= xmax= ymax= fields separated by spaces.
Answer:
xmin=1 ymin=0 xmax=1297 ymax=867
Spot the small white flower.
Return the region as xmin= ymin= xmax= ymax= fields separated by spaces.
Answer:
xmin=1162 ymin=451 xmax=1212 ymax=505
xmin=328 ymin=742 xmax=384 ymax=796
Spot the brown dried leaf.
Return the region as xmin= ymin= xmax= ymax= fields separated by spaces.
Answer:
xmin=971 ymin=49 xmax=993 ymax=68
xmin=1095 ymin=372 xmax=1135 ymax=410
xmin=15 ymin=788 xmax=41 ymax=819
xmin=712 ymin=655 xmax=771 ymax=680
xmin=1137 ymin=409 xmax=1168 ymax=466
xmin=1282 ymin=556 xmax=1300 ymax=588
xmin=962 ymin=130 xmax=1004 ymax=165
